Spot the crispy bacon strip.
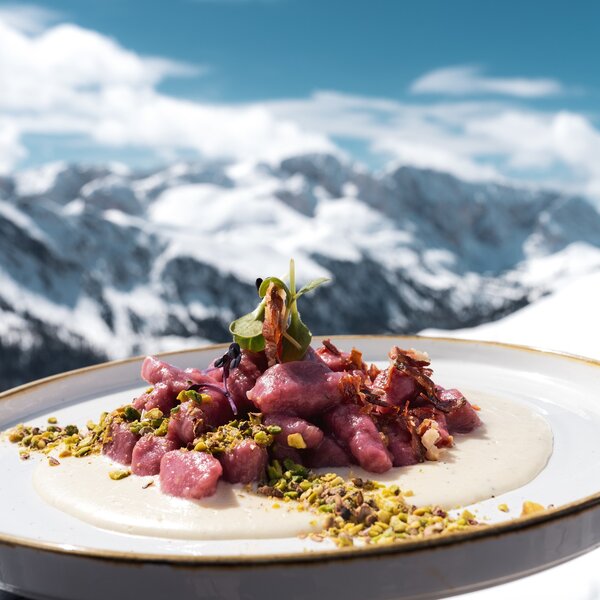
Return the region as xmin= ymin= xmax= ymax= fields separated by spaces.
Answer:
xmin=404 ymin=409 xmax=426 ymax=463
xmin=262 ymin=282 xmax=287 ymax=367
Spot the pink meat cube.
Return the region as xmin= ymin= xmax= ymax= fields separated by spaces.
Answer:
xmin=131 ymin=435 xmax=179 ymax=476
xmin=159 ymin=450 xmax=222 ymax=499
xmin=219 ymin=439 xmax=268 ymax=484
xmin=102 ymin=421 xmax=140 ymax=466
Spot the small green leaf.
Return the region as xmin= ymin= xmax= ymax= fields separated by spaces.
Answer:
xmin=294 ymin=277 xmax=329 ymax=300
xmin=258 ymin=277 xmax=291 ymax=301
xmin=229 ymin=307 xmax=265 ymax=352
xmin=234 ymin=333 xmax=265 ymax=353
xmin=281 ymin=310 xmax=312 ymax=362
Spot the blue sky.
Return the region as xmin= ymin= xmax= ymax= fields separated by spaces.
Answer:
xmin=32 ymin=0 xmax=600 ymax=104
xmin=1 ymin=0 xmax=600 ymax=197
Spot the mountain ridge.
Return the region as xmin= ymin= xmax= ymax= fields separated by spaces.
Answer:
xmin=1 ymin=153 xmax=598 ymax=390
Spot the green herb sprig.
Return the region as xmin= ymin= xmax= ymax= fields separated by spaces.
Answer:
xmin=229 ymin=259 xmax=328 ymax=361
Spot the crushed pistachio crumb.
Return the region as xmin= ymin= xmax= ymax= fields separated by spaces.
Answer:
xmin=6 ymin=412 xmax=112 ymax=460
xmin=498 ymin=503 xmax=509 ymax=513
xmin=287 ymin=433 xmax=307 ymax=449
xmin=192 ymin=413 xmax=276 ymax=455
xmin=521 ymin=501 xmax=545 ymax=516
xmin=177 ymin=389 xmax=210 ymax=405
xmin=109 ymin=469 xmax=131 ymax=480
xmin=257 ymin=459 xmax=481 ymax=546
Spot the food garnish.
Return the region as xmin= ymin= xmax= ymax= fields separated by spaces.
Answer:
xmin=229 ymin=259 xmax=328 ymax=362
xmin=521 ymin=501 xmax=545 ymax=516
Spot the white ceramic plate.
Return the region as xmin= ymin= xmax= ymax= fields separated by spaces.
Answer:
xmin=1 ymin=336 xmax=600 ymax=600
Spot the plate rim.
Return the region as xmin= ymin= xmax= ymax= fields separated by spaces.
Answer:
xmin=1 ymin=335 xmax=599 ymax=566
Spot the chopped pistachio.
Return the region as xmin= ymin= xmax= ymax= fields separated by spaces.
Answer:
xmin=154 ymin=419 xmax=169 ymax=437
xmin=192 ymin=414 xmax=278 ymax=456
xmin=109 ymin=469 xmax=131 ymax=480
xmin=287 ymin=433 xmax=307 ymax=449
xmin=257 ymin=458 xmax=481 ymax=547
xmin=253 ymin=430 xmax=271 ymax=446
xmin=521 ymin=501 xmax=545 ymax=516
xmin=144 ymin=408 xmax=163 ymax=420
xmin=498 ymin=503 xmax=509 ymax=513
xmin=8 ymin=430 xmax=24 ymax=443
xmin=123 ymin=405 xmax=141 ymax=422
xmin=176 ymin=390 xmax=210 ymax=405
xmin=47 ymin=417 xmax=58 ymax=424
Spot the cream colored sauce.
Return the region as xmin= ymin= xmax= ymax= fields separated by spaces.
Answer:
xmin=33 ymin=392 xmax=552 ymax=539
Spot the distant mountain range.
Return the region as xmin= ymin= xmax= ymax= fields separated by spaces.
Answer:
xmin=1 ymin=153 xmax=599 ymax=390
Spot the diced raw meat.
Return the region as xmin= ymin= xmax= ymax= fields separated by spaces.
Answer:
xmin=131 ymin=435 xmax=179 ymax=476
xmin=433 ymin=386 xmax=481 ymax=433
xmin=219 ymin=439 xmax=268 ymax=484
xmin=167 ymin=401 xmax=202 ymax=446
xmin=141 ymin=356 xmax=205 ymax=387
xmin=315 ymin=340 xmax=366 ymax=372
xmin=302 ymin=346 xmax=328 ymax=365
xmin=226 ymin=351 xmax=268 ymax=413
xmin=134 ymin=357 xmax=220 ymax=414
xmin=324 ymin=404 xmax=392 ymax=473
xmin=446 ymin=401 xmax=482 ymax=433
xmin=133 ymin=382 xmax=176 ymax=414
xmin=270 ymin=443 xmax=303 ymax=465
xmin=159 ymin=450 xmax=222 ymax=499
xmin=382 ymin=421 xmax=422 ymax=467
xmin=247 ymin=361 xmax=354 ymax=418
xmin=304 ymin=435 xmax=351 ymax=468
xmin=167 ymin=395 xmax=233 ymax=446
xmin=198 ymin=390 xmax=235 ymax=429
xmin=263 ymin=414 xmax=324 ymax=449
xmin=102 ymin=421 xmax=140 ymax=465
xmin=372 ymin=366 xmax=418 ymax=406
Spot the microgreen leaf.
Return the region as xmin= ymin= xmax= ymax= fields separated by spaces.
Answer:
xmin=280 ymin=310 xmax=312 ymax=362
xmin=229 ymin=306 xmax=266 ymax=352
xmin=228 ymin=260 xmax=328 ymax=361
xmin=258 ymin=277 xmax=291 ymax=302
xmin=294 ymin=277 xmax=330 ymax=300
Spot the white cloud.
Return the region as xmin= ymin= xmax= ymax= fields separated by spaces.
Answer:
xmin=0 ymin=3 xmax=60 ymax=33
xmin=410 ymin=65 xmax=565 ymax=98
xmin=266 ymin=91 xmax=600 ymax=197
xmin=1 ymin=8 xmax=600 ymax=200
xmin=0 ymin=13 xmax=333 ymax=172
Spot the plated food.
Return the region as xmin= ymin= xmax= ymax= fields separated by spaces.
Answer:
xmin=4 ymin=261 xmax=552 ymax=547
xmin=3 ymin=333 xmax=600 ymax=600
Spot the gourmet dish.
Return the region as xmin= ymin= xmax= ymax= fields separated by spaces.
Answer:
xmin=4 ymin=261 xmax=552 ymax=546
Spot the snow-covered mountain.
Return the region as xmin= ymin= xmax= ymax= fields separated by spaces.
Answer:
xmin=1 ymin=153 xmax=599 ymax=390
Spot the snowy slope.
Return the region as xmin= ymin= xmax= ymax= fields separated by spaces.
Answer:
xmin=422 ymin=270 xmax=600 ymax=359
xmin=0 ymin=152 xmax=599 ymax=390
